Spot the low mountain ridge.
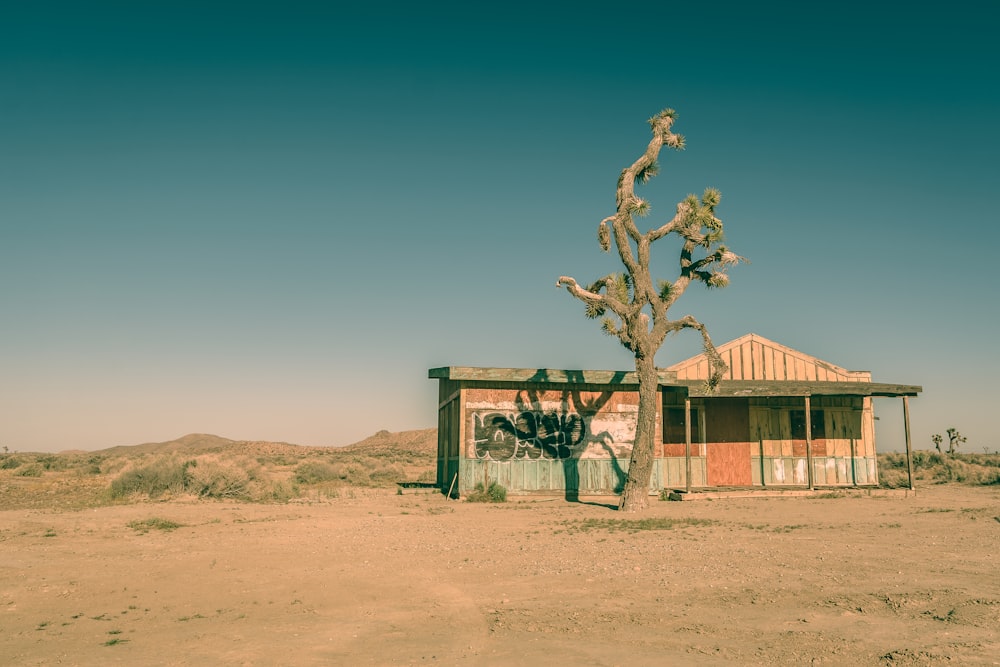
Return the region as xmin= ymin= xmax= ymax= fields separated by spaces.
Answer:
xmin=90 ymin=428 xmax=437 ymax=458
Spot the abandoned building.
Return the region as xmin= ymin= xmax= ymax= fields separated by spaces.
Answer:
xmin=429 ymin=333 xmax=921 ymax=497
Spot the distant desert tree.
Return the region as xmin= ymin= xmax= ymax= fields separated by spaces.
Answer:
xmin=932 ymin=428 xmax=967 ymax=455
xmin=557 ymin=109 xmax=745 ymax=512
xmin=945 ymin=428 xmax=966 ymax=455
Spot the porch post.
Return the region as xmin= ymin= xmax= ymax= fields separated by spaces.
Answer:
xmin=805 ymin=396 xmax=815 ymax=490
xmin=903 ymin=396 xmax=915 ymax=491
xmin=685 ymin=397 xmax=692 ymax=494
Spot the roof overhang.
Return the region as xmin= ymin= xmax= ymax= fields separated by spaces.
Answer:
xmin=429 ymin=368 xmax=920 ymax=397
xmin=428 ymin=366 xmax=675 ymax=385
xmin=676 ymin=380 xmax=922 ymax=398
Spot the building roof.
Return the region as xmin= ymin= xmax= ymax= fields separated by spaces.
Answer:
xmin=427 ymin=366 xmax=675 ymax=385
xmin=667 ymin=333 xmax=871 ymax=382
xmin=429 ymin=335 xmax=922 ymax=398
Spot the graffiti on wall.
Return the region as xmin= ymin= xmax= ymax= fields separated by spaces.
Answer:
xmin=467 ymin=388 xmax=636 ymax=461
xmin=473 ymin=410 xmax=586 ymax=460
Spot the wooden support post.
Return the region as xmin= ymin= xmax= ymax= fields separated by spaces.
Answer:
xmin=805 ymin=396 xmax=815 ymax=490
xmin=903 ymin=396 xmax=915 ymax=492
xmin=850 ymin=438 xmax=857 ymax=486
xmin=759 ymin=439 xmax=766 ymax=487
xmin=447 ymin=472 xmax=458 ymax=500
xmin=685 ymin=397 xmax=692 ymax=494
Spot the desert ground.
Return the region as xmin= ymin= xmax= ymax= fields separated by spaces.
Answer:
xmin=2 ymin=473 xmax=998 ymax=666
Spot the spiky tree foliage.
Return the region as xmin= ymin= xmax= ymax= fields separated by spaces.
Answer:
xmin=946 ymin=428 xmax=966 ymax=455
xmin=557 ymin=109 xmax=745 ymax=512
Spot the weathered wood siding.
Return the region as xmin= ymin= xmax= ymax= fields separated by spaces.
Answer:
xmin=451 ymin=382 xmax=659 ymax=496
xmin=668 ymin=333 xmax=872 ymax=383
xmin=660 ymin=336 xmax=880 ymax=487
xmin=435 ymin=379 xmax=462 ymax=492
xmin=660 ymin=393 xmax=877 ymax=488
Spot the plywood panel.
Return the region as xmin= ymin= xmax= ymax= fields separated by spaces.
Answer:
xmin=707 ymin=442 xmax=752 ymax=486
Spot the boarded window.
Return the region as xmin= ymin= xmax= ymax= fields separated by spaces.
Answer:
xmin=663 ymin=407 xmax=701 ymax=444
xmin=789 ymin=410 xmax=826 ymax=439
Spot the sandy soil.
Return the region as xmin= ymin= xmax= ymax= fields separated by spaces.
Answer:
xmin=2 ymin=485 xmax=998 ymax=666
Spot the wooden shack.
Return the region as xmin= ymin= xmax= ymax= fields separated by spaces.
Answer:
xmin=429 ymin=334 xmax=921 ymax=497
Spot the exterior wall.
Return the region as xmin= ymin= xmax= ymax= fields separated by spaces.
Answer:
xmin=435 ymin=378 xmax=462 ymax=493
xmin=660 ymin=393 xmax=877 ymax=488
xmin=444 ymin=382 xmax=666 ymax=496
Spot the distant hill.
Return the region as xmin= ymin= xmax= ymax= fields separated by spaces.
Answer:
xmin=96 ymin=433 xmax=239 ymax=457
xmin=340 ymin=428 xmax=437 ymax=456
xmin=91 ymin=429 xmax=437 ymax=459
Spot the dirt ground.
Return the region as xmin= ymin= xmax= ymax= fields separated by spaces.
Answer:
xmin=2 ymin=484 xmax=998 ymax=666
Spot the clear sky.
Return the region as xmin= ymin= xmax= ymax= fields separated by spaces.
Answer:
xmin=2 ymin=2 xmax=998 ymax=453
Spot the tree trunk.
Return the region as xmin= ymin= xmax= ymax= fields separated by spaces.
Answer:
xmin=618 ymin=354 xmax=659 ymax=512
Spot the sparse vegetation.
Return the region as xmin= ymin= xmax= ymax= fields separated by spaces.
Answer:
xmin=127 ymin=518 xmax=184 ymax=533
xmin=465 ymin=482 xmax=507 ymax=503
xmin=13 ymin=464 xmax=43 ymax=477
xmin=0 ymin=455 xmax=22 ymax=470
xmin=879 ymin=451 xmax=1000 ymax=488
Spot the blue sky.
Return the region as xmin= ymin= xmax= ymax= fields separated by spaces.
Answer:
xmin=2 ymin=2 xmax=998 ymax=452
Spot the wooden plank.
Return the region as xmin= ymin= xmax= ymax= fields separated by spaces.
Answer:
xmin=707 ymin=442 xmax=752 ymax=486
xmin=731 ymin=345 xmax=743 ymax=380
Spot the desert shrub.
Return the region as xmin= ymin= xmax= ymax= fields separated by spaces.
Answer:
xmin=108 ymin=458 xmax=190 ymax=499
xmin=911 ymin=451 xmax=944 ymax=469
xmin=13 ymin=463 xmax=43 ymax=477
xmin=368 ymin=463 xmax=405 ymax=485
xmin=933 ymin=458 xmax=968 ymax=484
xmin=36 ymin=454 xmax=70 ymax=471
xmin=79 ymin=462 xmax=103 ymax=476
xmin=184 ymin=456 xmax=258 ymax=500
xmin=294 ymin=461 xmax=341 ymax=484
xmin=880 ymin=452 xmax=907 ymax=470
xmin=878 ymin=451 xmax=1000 ymax=487
xmin=0 ymin=456 xmax=22 ymax=470
xmin=466 ymin=482 xmax=507 ymax=503
xmin=340 ymin=462 xmax=371 ymax=486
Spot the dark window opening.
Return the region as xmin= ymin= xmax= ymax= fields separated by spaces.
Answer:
xmin=790 ymin=409 xmax=826 ymax=439
xmin=663 ymin=407 xmax=702 ymax=444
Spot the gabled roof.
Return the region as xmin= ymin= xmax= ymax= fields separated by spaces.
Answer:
xmin=428 ymin=334 xmax=921 ymax=398
xmin=666 ymin=333 xmax=871 ymax=383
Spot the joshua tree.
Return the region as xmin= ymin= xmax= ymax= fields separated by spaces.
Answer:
xmin=945 ymin=428 xmax=966 ymax=455
xmin=557 ymin=109 xmax=745 ymax=512
xmin=932 ymin=428 xmax=967 ymax=455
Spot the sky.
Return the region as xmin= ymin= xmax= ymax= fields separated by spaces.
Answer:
xmin=2 ymin=1 xmax=998 ymax=453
